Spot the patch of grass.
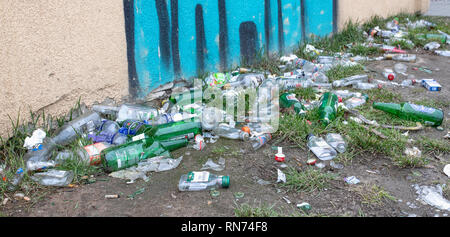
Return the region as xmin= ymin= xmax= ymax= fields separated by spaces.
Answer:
xmin=389 ymin=39 xmax=415 ymax=50
xmin=292 ymin=87 xmax=317 ymax=101
xmin=350 ymin=45 xmax=381 ymax=56
xmin=334 ymin=147 xmax=359 ymax=166
xmin=325 ymin=64 xmax=365 ymax=82
xmin=280 ymin=167 xmax=337 ymax=193
xmin=211 ymin=146 xmax=227 ymax=156
xmin=234 ymin=203 xmax=281 ymax=217
xmin=417 ymin=136 xmax=450 ymax=154
xmin=444 ymin=182 xmax=450 ymax=200
xmin=352 ymin=184 xmax=396 ymax=207
xmin=391 ymin=155 xmax=428 ymax=168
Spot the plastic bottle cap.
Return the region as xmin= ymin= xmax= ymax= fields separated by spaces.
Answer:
xmin=221 ymin=176 xmax=230 ymax=188
xmin=338 ymin=96 xmax=343 ymax=103
xmin=377 ymin=84 xmax=383 ymax=89
xmin=388 ymin=74 xmax=395 ymax=81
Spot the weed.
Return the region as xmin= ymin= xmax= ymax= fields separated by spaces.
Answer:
xmin=280 ymin=167 xmax=337 ymax=193
xmin=234 ymin=203 xmax=281 ymax=217
xmin=352 ymin=184 xmax=396 ymax=207
xmin=325 ymin=64 xmax=365 ymax=82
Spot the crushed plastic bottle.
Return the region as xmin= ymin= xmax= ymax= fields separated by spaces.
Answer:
xmin=325 ymin=133 xmax=347 ymax=153
xmin=332 ymin=74 xmax=369 ymax=88
xmin=223 ymin=73 xmax=265 ymax=89
xmin=332 ymin=90 xmax=362 ymax=99
xmin=424 ymin=42 xmax=441 ymax=51
xmin=178 ymin=171 xmax=230 ymax=191
xmin=394 ymin=63 xmax=408 ymax=75
xmin=344 ymin=94 xmax=368 ymax=109
xmin=306 ymin=134 xmax=337 ymax=161
xmin=151 ymin=112 xmax=198 ymax=126
xmin=30 ymin=170 xmax=74 ymax=187
xmin=435 ymin=50 xmax=450 ymax=57
xmin=353 ymin=82 xmax=381 ymax=90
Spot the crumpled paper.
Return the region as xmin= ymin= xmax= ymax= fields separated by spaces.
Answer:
xmin=23 ymin=129 xmax=46 ymax=150
xmin=109 ymin=156 xmax=183 ymax=183
xmin=277 ymin=169 xmax=286 ymax=183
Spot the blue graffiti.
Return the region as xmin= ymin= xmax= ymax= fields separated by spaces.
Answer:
xmin=126 ymin=0 xmax=334 ymax=97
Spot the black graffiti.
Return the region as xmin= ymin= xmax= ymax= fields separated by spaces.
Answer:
xmin=155 ymin=0 xmax=171 ymax=70
xmin=277 ymin=0 xmax=285 ymax=55
xmin=171 ymin=0 xmax=181 ymax=77
xmin=218 ymin=0 xmax=229 ymax=71
xmin=264 ymin=0 xmax=271 ymax=56
xmin=239 ymin=22 xmax=258 ymax=66
xmin=123 ymin=0 xmax=139 ymax=98
xmin=195 ymin=4 xmax=206 ymax=75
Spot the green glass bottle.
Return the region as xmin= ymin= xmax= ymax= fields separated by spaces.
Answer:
xmin=280 ymin=93 xmax=306 ymax=116
xmin=101 ymin=137 xmax=188 ymax=171
xmin=318 ymin=92 xmax=338 ymax=125
xmin=373 ymin=102 xmax=444 ymax=126
xmin=416 ymin=34 xmax=447 ymax=44
xmin=146 ymin=121 xmax=202 ymax=141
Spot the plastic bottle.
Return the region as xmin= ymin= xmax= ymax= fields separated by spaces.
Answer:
xmin=325 ymin=133 xmax=347 ymax=153
xmin=7 ymin=168 xmax=25 ymax=192
xmin=307 ymin=72 xmax=329 ymax=83
xmin=373 ymin=102 xmax=444 ymax=126
xmin=170 ymin=89 xmax=204 ymax=107
xmin=277 ymin=78 xmax=313 ymax=91
xmin=353 ymin=82 xmax=380 ymax=90
xmin=30 ymin=170 xmax=74 ymax=187
xmin=26 ymin=160 xmax=57 ymax=172
xmin=23 ymin=137 xmax=58 ymax=171
xmin=344 ymin=94 xmax=368 ymax=109
xmin=416 ymin=34 xmax=447 ymax=44
xmin=383 ymin=68 xmax=396 ymax=81
xmin=50 ymin=111 xmax=102 ymax=146
xmin=332 ymin=90 xmax=362 ymax=99
xmin=212 ymin=125 xmax=249 ymax=141
xmin=251 ymin=134 xmax=272 ymax=150
xmin=178 ymin=171 xmax=230 ymax=191
xmin=306 ymin=134 xmax=337 ymax=161
xmin=280 ymin=93 xmax=306 ymax=116
xmin=318 ymin=92 xmax=338 ymax=125
xmin=400 ymin=79 xmax=417 ymax=87
xmin=435 ymin=50 xmax=450 ymax=57
xmin=332 ymin=74 xmax=369 ymax=88
xmin=424 ymin=42 xmax=441 ymax=51
xmin=88 ymin=131 xmax=128 ymax=145
xmin=223 ymin=73 xmax=265 ymax=89
xmin=93 ymin=104 xmax=158 ymax=123
xmin=118 ymin=120 xmax=150 ymax=136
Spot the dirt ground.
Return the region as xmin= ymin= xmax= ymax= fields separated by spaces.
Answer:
xmin=2 ymin=52 xmax=449 ymax=217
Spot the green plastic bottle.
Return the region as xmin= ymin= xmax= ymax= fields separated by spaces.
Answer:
xmin=416 ymin=34 xmax=447 ymax=44
xmin=280 ymin=93 xmax=306 ymax=116
xmin=318 ymin=92 xmax=338 ymax=126
xmin=101 ymin=137 xmax=188 ymax=171
xmin=373 ymin=102 xmax=444 ymax=126
xmin=170 ymin=89 xmax=203 ymax=106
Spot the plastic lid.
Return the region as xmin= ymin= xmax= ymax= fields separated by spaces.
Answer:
xmin=221 ymin=176 xmax=230 ymax=188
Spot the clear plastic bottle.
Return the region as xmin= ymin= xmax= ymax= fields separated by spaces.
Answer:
xmin=88 ymin=131 xmax=128 ymax=145
xmin=30 ymin=170 xmax=74 ymax=187
xmin=435 ymin=50 xmax=450 ymax=57
xmin=353 ymin=82 xmax=380 ymax=90
xmin=325 ymin=133 xmax=347 ymax=153
xmin=97 ymin=120 xmax=121 ymax=134
xmin=332 ymin=74 xmax=368 ymax=88
xmin=152 ymin=112 xmax=198 ymax=126
xmin=94 ymin=104 xmax=159 ymax=123
xmin=178 ymin=171 xmax=230 ymax=191
xmin=52 ymin=111 xmax=102 ymax=146
xmin=213 ymin=125 xmax=249 ymax=141
xmin=277 ymin=78 xmax=313 ymax=91
xmin=424 ymin=42 xmax=440 ymax=51
xmin=307 ymin=72 xmax=329 ymax=83
xmin=383 ymin=68 xmax=396 ymax=81
xmin=7 ymin=168 xmax=25 ymax=192
xmin=306 ymin=134 xmax=337 ymax=160
xmin=251 ymin=133 xmax=272 ymax=150
xmin=223 ymin=73 xmax=265 ymax=89
xmin=392 ymin=54 xmax=417 ymax=62
xmin=344 ymin=94 xmax=368 ymax=109
xmin=26 ymin=160 xmax=57 ymax=172
xmin=394 ymin=63 xmax=408 ymax=74
xmin=332 ymin=90 xmax=362 ymax=99
xmin=400 ymin=79 xmax=417 ymax=87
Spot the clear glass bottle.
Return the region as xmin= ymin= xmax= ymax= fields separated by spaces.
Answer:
xmin=178 ymin=171 xmax=230 ymax=191
xmin=307 ymin=134 xmax=337 ymax=160
xmin=344 ymin=94 xmax=368 ymax=109
xmin=325 ymin=133 xmax=347 ymax=153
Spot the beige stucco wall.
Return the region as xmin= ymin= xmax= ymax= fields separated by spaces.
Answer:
xmin=338 ymin=0 xmax=430 ymax=29
xmin=0 ymin=0 xmax=129 ymax=139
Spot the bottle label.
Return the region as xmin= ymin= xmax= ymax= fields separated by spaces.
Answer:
xmin=410 ymin=104 xmax=436 ymax=114
xmin=187 ymin=171 xmax=210 ymax=183
xmin=131 ymin=133 xmax=146 ymax=142
xmin=286 ymin=94 xmax=299 ymax=102
xmin=84 ymin=143 xmax=109 ymax=165
xmin=121 ymin=120 xmax=145 ymax=135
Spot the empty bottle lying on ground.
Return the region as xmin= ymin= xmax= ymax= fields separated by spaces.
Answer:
xmin=23 ymin=111 xmax=102 ymax=170
xmin=307 ymin=134 xmax=337 ymax=161
xmin=30 ymin=170 xmax=74 ymax=187
xmin=280 ymin=93 xmax=306 ymax=116
xmin=101 ymin=137 xmax=188 ymax=172
xmin=222 ymin=73 xmax=265 ymax=89
xmin=93 ymin=104 xmax=159 ymax=123
xmin=373 ymin=102 xmax=444 ymax=126
xmin=212 ymin=124 xmax=249 ymax=141
xmin=251 ymin=133 xmax=272 ymax=151
xmin=325 ymin=133 xmax=347 ymax=153
xmin=318 ymin=92 xmax=339 ymax=126
xmin=178 ymin=171 xmax=230 ymax=191
xmin=332 ymin=74 xmax=368 ymax=88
